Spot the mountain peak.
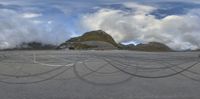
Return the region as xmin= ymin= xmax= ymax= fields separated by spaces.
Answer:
xmin=59 ymin=30 xmax=118 ymax=50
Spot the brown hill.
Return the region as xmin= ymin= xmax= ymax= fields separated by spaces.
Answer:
xmin=59 ymin=30 xmax=118 ymax=50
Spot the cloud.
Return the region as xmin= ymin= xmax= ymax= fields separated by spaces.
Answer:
xmin=0 ymin=1 xmax=200 ymax=50
xmin=0 ymin=7 xmax=70 ymax=49
xmin=22 ymin=12 xmax=42 ymax=18
xmin=123 ymin=2 xmax=156 ymax=14
xmin=80 ymin=2 xmax=200 ymax=50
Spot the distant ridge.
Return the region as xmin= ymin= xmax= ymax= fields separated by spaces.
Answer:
xmin=119 ymin=42 xmax=172 ymax=52
xmin=3 ymin=42 xmax=56 ymax=50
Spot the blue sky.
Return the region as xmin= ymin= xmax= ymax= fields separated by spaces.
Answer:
xmin=0 ymin=0 xmax=200 ymax=50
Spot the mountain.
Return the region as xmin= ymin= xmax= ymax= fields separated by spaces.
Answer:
xmin=13 ymin=42 xmax=56 ymax=50
xmin=59 ymin=30 xmax=172 ymax=51
xmin=120 ymin=42 xmax=172 ymax=52
xmin=68 ymin=30 xmax=118 ymax=46
xmin=194 ymin=49 xmax=200 ymax=52
xmin=58 ymin=30 xmax=118 ymax=50
xmin=2 ymin=30 xmax=172 ymax=51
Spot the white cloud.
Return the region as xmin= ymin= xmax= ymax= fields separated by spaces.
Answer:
xmin=80 ymin=3 xmax=200 ymax=50
xmin=22 ymin=12 xmax=42 ymax=18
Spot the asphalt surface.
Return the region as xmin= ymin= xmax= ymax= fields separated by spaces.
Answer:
xmin=0 ymin=50 xmax=200 ymax=99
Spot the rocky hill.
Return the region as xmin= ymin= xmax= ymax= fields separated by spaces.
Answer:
xmin=58 ymin=30 xmax=118 ymax=50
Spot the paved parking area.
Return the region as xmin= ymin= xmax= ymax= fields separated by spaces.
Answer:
xmin=0 ymin=50 xmax=200 ymax=99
